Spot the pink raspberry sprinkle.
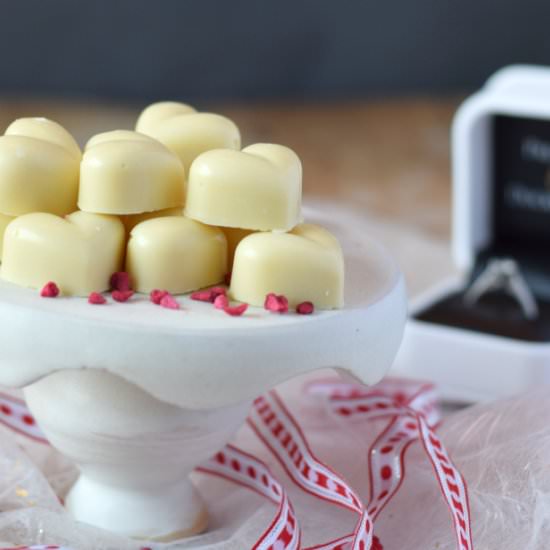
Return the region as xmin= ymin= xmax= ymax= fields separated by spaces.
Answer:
xmin=160 ymin=293 xmax=180 ymax=310
xmin=150 ymin=289 xmax=169 ymax=305
xmin=40 ymin=281 xmax=59 ymax=298
xmin=191 ymin=289 xmax=214 ymax=302
xmin=223 ymin=303 xmax=248 ymax=316
xmin=110 ymin=271 xmax=131 ymax=292
xmin=191 ymin=286 xmax=227 ymax=303
xmin=264 ymin=293 xmax=289 ymax=313
xmin=296 ymin=301 xmax=314 ymax=315
xmin=112 ymin=290 xmax=134 ymax=302
xmin=88 ymin=292 xmax=107 ymax=305
xmin=211 ymin=287 xmax=227 ymax=299
xmin=213 ymin=294 xmax=229 ymax=310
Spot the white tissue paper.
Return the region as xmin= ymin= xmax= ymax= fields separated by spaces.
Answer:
xmin=0 ymin=375 xmax=548 ymax=550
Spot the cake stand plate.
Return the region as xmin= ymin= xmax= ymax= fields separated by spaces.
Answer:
xmin=0 ymin=204 xmax=406 ymax=409
xmin=0 ymin=203 xmax=407 ymax=540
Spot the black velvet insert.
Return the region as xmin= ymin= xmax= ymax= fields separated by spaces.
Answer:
xmin=493 ymin=115 xmax=550 ymax=251
xmin=415 ymin=290 xmax=550 ymax=342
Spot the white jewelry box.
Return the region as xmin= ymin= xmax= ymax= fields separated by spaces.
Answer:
xmin=392 ymin=65 xmax=550 ymax=403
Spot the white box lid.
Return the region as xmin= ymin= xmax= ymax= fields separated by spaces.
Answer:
xmin=452 ymin=64 xmax=550 ymax=271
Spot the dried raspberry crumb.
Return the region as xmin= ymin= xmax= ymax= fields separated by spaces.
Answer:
xmin=110 ymin=271 xmax=131 ymax=292
xmin=373 ymin=536 xmax=384 ymax=550
xmin=112 ymin=290 xmax=134 ymax=302
xmin=213 ymin=294 xmax=229 ymax=310
xmin=223 ymin=303 xmax=248 ymax=316
xmin=264 ymin=293 xmax=289 ymax=313
xmin=150 ymin=289 xmax=169 ymax=305
xmin=211 ymin=287 xmax=227 ymax=299
xmin=191 ymin=289 xmax=214 ymax=302
xmin=191 ymin=286 xmax=227 ymax=303
xmin=88 ymin=292 xmax=107 ymax=305
xmin=160 ymin=293 xmax=180 ymax=310
xmin=40 ymin=281 xmax=59 ymax=298
xmin=296 ymin=301 xmax=314 ymax=315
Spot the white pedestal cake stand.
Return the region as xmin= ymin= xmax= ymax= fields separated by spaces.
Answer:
xmin=0 ymin=204 xmax=407 ymax=542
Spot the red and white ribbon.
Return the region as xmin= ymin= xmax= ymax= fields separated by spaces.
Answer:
xmin=0 ymin=379 xmax=473 ymax=550
xmin=198 ymin=444 xmax=300 ymax=550
xmin=0 ymin=392 xmax=47 ymax=443
xmin=249 ymin=391 xmax=374 ymax=550
xmin=307 ymin=378 xmax=473 ymax=550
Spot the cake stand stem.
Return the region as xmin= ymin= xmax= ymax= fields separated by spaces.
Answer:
xmin=23 ymin=368 xmax=251 ymax=541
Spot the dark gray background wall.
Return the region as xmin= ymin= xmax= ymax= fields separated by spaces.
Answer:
xmin=0 ymin=0 xmax=549 ymax=101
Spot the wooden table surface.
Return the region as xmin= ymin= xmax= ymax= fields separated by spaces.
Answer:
xmin=0 ymin=98 xmax=461 ymax=293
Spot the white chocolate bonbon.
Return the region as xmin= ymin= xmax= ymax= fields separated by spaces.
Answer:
xmin=222 ymin=227 xmax=254 ymax=271
xmin=135 ymin=102 xmax=196 ymax=134
xmin=126 ymin=217 xmax=227 ymax=294
xmin=0 ymin=212 xmax=15 ymax=259
xmin=120 ymin=207 xmax=183 ymax=233
xmin=0 ymin=118 xmax=80 ymax=216
xmin=78 ymin=131 xmax=185 ymax=215
xmin=85 ymin=130 xmax=156 ymax=149
xmin=230 ymin=223 xmax=344 ymax=309
xmin=136 ymin=102 xmax=241 ymax=173
xmin=185 ymin=144 xmax=302 ymax=231
xmin=6 ymin=117 xmax=81 ymax=160
xmin=1 ymin=211 xmax=125 ymax=295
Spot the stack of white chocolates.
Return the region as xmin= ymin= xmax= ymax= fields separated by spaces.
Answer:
xmin=0 ymin=102 xmax=344 ymax=312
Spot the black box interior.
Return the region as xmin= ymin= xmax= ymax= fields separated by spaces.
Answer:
xmin=415 ymin=114 xmax=550 ymax=342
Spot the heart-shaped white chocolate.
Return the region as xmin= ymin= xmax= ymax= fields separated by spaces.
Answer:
xmin=120 ymin=206 xmax=183 ymax=233
xmin=85 ymin=129 xmax=157 ymax=149
xmin=230 ymin=223 xmax=344 ymax=309
xmin=1 ymin=211 xmax=125 ymax=295
xmin=121 ymin=210 xmax=252 ymax=271
xmin=6 ymin=117 xmax=81 ymax=160
xmin=185 ymin=143 xmax=302 ymax=231
xmin=121 ymin=209 xmax=253 ymax=272
xmin=222 ymin=227 xmax=254 ymax=271
xmin=135 ymin=101 xmax=241 ymax=173
xmin=135 ymin=102 xmax=196 ymax=134
xmin=78 ymin=131 xmax=185 ymax=215
xmin=126 ymin=217 xmax=227 ymax=294
xmin=0 ymin=118 xmax=81 ymax=216
xmin=0 ymin=212 xmax=14 ymax=259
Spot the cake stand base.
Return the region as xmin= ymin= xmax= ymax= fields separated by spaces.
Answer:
xmin=65 ymin=474 xmax=208 ymax=541
xmin=23 ymin=369 xmax=250 ymax=540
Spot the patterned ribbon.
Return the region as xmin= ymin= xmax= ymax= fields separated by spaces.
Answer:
xmin=306 ymin=378 xmax=473 ymax=550
xmin=0 ymin=378 xmax=473 ymax=550
xmin=198 ymin=444 xmax=300 ymax=550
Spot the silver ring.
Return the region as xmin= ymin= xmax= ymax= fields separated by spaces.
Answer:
xmin=463 ymin=258 xmax=539 ymax=320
